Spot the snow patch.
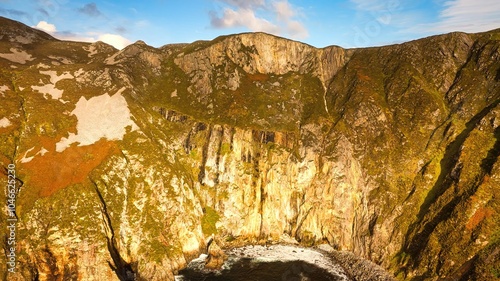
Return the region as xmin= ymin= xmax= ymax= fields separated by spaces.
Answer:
xmin=20 ymin=147 xmax=36 ymax=163
xmin=14 ymin=35 xmax=34 ymax=44
xmin=48 ymin=55 xmax=72 ymax=64
xmin=20 ymin=147 xmax=49 ymax=163
xmin=83 ymin=44 xmax=98 ymax=57
xmin=31 ymin=70 xmax=74 ymax=100
xmin=0 ymin=117 xmax=12 ymax=128
xmin=56 ymin=88 xmax=138 ymax=152
xmin=0 ymin=48 xmax=34 ymax=64
xmin=36 ymin=63 xmax=51 ymax=69
xmin=0 ymin=85 xmax=9 ymax=96
xmin=39 ymin=147 xmax=49 ymax=156
xmin=171 ymin=89 xmax=178 ymax=97
xmin=43 ymin=70 xmax=74 ymax=84
xmin=31 ymin=84 xmax=63 ymax=99
xmin=104 ymin=53 xmax=120 ymax=65
xmin=74 ymin=68 xmax=85 ymax=77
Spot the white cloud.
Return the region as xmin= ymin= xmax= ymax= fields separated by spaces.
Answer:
xmin=406 ymin=0 xmax=500 ymax=34
xmin=210 ymin=8 xmax=280 ymax=34
xmin=274 ymin=1 xmax=308 ymax=39
xmin=32 ymin=20 xmax=131 ymax=50
xmin=274 ymin=1 xmax=295 ymax=20
xmin=209 ymin=0 xmax=308 ymax=40
xmin=286 ymin=20 xmax=308 ymax=39
xmin=34 ymin=21 xmax=57 ymax=33
xmin=97 ymin=34 xmax=132 ymax=50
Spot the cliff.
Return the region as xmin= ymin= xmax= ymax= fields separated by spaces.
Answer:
xmin=0 ymin=16 xmax=499 ymax=280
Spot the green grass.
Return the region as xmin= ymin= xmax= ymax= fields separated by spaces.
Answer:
xmin=201 ymin=206 xmax=220 ymax=235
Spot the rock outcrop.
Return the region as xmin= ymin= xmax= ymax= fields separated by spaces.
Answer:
xmin=0 ymin=16 xmax=499 ymax=281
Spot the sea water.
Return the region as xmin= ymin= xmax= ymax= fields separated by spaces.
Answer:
xmin=176 ymin=245 xmax=351 ymax=281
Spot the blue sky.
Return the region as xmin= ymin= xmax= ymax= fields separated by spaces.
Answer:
xmin=1 ymin=0 xmax=500 ymax=49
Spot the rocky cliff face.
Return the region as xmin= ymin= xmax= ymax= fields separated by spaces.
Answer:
xmin=0 ymin=16 xmax=499 ymax=280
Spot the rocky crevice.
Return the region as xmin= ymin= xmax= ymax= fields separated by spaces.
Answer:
xmin=198 ymin=124 xmax=213 ymax=185
xmin=92 ymin=182 xmax=137 ymax=281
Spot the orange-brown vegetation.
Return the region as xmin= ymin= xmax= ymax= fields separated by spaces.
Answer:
xmin=20 ymin=138 xmax=118 ymax=197
xmin=466 ymin=207 xmax=494 ymax=231
xmin=246 ymin=73 xmax=269 ymax=82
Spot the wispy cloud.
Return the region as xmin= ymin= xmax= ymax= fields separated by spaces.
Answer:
xmin=273 ymin=1 xmax=308 ymax=38
xmin=34 ymin=21 xmax=94 ymax=42
xmin=346 ymin=0 xmax=405 ymax=46
xmin=115 ymin=26 xmax=127 ymax=34
xmin=96 ymin=33 xmax=132 ymax=49
xmin=409 ymin=0 xmax=500 ymax=34
xmin=0 ymin=8 xmax=29 ymax=18
xmin=209 ymin=0 xmax=308 ymax=40
xmin=36 ymin=7 xmax=50 ymax=18
xmin=78 ymin=3 xmax=103 ymax=18
xmin=433 ymin=0 xmax=500 ymax=32
xmin=209 ymin=8 xmax=280 ymax=34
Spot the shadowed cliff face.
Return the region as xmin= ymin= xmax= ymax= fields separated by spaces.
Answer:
xmin=0 ymin=16 xmax=499 ymax=281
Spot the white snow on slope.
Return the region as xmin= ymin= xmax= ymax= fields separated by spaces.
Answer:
xmin=31 ymin=70 xmax=74 ymax=100
xmin=0 ymin=117 xmax=12 ymax=128
xmin=0 ymin=85 xmax=9 ymax=97
xmin=56 ymin=87 xmax=138 ymax=152
xmin=0 ymin=48 xmax=34 ymax=64
xmin=20 ymin=147 xmax=49 ymax=163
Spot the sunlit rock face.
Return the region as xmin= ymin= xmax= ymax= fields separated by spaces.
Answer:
xmin=1 ymin=16 xmax=500 ymax=281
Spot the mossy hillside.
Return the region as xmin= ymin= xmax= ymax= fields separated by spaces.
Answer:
xmin=324 ymin=53 xmax=412 ymax=214
xmin=322 ymin=32 xmax=500 ymax=278
xmin=32 ymin=40 xmax=98 ymax=65
xmin=393 ymin=107 xmax=500 ymax=276
xmin=180 ymin=37 xmax=227 ymax=56
xmin=11 ymin=63 xmax=145 ymax=217
xmin=0 ymin=70 xmax=22 ymax=164
xmin=21 ymin=182 xmax=102 ymax=241
xmin=89 ymin=151 xmax=178 ymax=264
xmin=15 ymin=182 xmax=107 ymax=276
xmin=145 ymin=56 xmax=192 ymax=114
xmin=146 ymin=44 xmax=327 ymax=132
xmin=406 ymin=127 xmax=498 ymax=277
xmin=86 ymin=103 xmax=205 ymax=264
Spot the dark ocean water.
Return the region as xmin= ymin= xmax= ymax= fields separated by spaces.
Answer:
xmin=177 ymin=258 xmax=350 ymax=281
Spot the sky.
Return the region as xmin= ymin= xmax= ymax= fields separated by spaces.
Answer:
xmin=1 ymin=0 xmax=500 ymax=50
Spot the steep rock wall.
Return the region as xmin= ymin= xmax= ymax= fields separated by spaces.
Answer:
xmin=1 ymin=17 xmax=499 ymax=281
